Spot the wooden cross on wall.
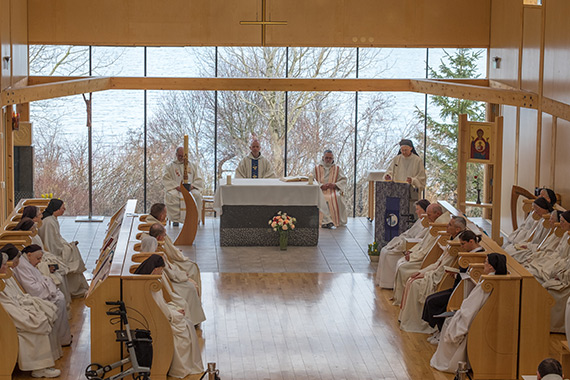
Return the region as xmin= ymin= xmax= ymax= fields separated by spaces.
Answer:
xmin=240 ymin=0 xmax=287 ymax=45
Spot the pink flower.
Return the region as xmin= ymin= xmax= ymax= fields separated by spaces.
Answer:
xmin=291 ymin=225 xmax=295 ymax=230
xmin=282 ymin=225 xmax=288 ymax=230
xmin=271 ymin=222 xmax=277 ymax=228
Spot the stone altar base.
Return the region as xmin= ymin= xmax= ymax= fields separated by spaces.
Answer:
xmin=220 ymin=205 xmax=319 ymax=246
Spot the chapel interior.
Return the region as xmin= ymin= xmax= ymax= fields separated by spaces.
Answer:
xmin=1 ymin=0 xmax=570 ymax=379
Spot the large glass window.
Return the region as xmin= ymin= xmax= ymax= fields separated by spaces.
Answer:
xmin=28 ymin=46 xmax=488 ymax=217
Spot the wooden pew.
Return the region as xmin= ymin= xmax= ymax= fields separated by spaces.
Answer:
xmin=440 ymin=200 xmax=553 ymax=379
xmin=84 ymin=200 xmax=137 ymax=378
xmin=0 ymin=275 xmax=19 ymax=380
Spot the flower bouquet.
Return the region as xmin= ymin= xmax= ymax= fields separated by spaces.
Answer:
xmin=368 ymin=241 xmax=380 ymax=262
xmin=268 ymin=211 xmax=297 ymax=250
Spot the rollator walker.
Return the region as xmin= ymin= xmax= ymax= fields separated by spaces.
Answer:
xmin=85 ymin=301 xmax=152 ymax=380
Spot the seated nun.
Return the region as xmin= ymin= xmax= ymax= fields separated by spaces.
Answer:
xmin=145 ymin=203 xmax=201 ymax=288
xmin=0 ymin=245 xmax=62 ymax=378
xmin=512 ymin=211 xmax=566 ymax=266
xmin=37 ymin=199 xmax=89 ymax=297
xmin=134 ymin=254 xmax=204 ymax=378
xmin=13 ymin=244 xmax=72 ymax=347
xmin=375 ymin=199 xmax=431 ymax=288
xmin=13 ymin=216 xmax=71 ymax=311
xmin=540 ymin=187 xmax=558 ymax=210
xmin=430 ymin=252 xmax=508 ymax=373
xmin=142 ymin=226 xmax=205 ymax=325
xmin=503 ymin=197 xmax=552 ymax=253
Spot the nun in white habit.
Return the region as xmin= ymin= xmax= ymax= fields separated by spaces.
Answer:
xmin=134 ymin=254 xmax=204 ymax=378
xmin=431 ymin=252 xmax=508 ymax=373
xmin=37 ymin=199 xmax=89 ymax=297
xmin=0 ymin=246 xmax=62 ymax=378
xmin=141 ymin=235 xmax=205 ymax=325
xmin=13 ymin=244 xmax=72 ymax=346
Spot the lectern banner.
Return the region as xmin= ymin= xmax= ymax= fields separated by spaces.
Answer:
xmin=374 ymin=181 xmax=415 ymax=247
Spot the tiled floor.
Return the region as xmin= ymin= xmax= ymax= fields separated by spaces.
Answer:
xmin=60 ymin=216 xmax=378 ymax=275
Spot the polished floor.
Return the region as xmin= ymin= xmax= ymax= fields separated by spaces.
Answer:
xmin=10 ymin=216 xmax=566 ymax=379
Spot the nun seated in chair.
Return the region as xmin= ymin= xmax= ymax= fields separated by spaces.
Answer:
xmin=430 ymin=252 xmax=507 ymax=373
xmin=134 ymin=254 xmax=204 ymax=378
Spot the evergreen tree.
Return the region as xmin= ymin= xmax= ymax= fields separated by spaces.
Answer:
xmin=415 ymin=49 xmax=486 ymax=212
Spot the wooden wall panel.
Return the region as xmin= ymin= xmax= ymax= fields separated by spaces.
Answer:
xmin=520 ymin=6 xmax=541 ymax=93
xmin=28 ymin=0 xmax=490 ymax=48
xmin=489 ymin=0 xmax=522 ymax=88
xmin=554 ymin=118 xmax=570 ymax=209
xmin=266 ymin=0 xmax=490 ymax=47
xmin=539 ymin=113 xmax=553 ymax=188
xmin=1 ymin=0 xmax=11 ymax=90
xmin=500 ymin=106 xmax=518 ymax=235
xmin=543 ymin=0 xmax=570 ymax=105
xmin=518 ymin=108 xmax=538 ymax=190
xmin=28 ymin=0 xmax=261 ymax=46
xmin=10 ymin=0 xmax=27 ymax=85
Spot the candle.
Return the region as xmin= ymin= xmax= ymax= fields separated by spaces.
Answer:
xmin=226 ymin=174 xmax=232 ymax=185
xmin=308 ymin=174 xmax=314 ymax=185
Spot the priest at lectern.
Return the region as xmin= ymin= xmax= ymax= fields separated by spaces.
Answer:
xmin=163 ymin=147 xmax=204 ymax=226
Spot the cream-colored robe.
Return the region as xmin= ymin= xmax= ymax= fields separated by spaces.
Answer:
xmin=506 ymin=217 xmax=551 ymax=263
xmin=141 ymin=235 xmax=206 ymax=325
xmin=375 ymin=218 xmax=429 ymax=288
xmin=392 ymin=211 xmax=451 ymax=305
xmin=32 ymin=234 xmax=72 ymax=313
xmin=504 ymin=212 xmax=540 ymax=247
xmin=145 ymin=215 xmax=201 ymax=288
xmin=13 ymin=255 xmax=72 ymax=346
xmin=163 ymin=160 xmax=204 ymax=223
xmin=538 ymin=238 xmax=570 ymax=332
xmin=0 ymin=276 xmax=61 ymax=371
xmin=525 ymin=231 xmax=569 ymax=282
xmin=430 ymin=278 xmax=492 ymax=373
xmin=234 ymin=153 xmax=277 ymax=179
xmin=38 ymin=215 xmax=89 ymax=297
xmin=399 ymin=245 xmax=482 ymax=333
xmin=152 ymin=286 xmax=204 ymax=378
xmin=383 ymin=153 xmax=427 ymax=192
xmin=314 ymin=163 xmax=348 ymax=226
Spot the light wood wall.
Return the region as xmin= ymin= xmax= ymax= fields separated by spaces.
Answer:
xmin=491 ymin=0 xmax=570 ymax=233
xmin=27 ymin=0 xmax=491 ymax=47
xmin=0 ymin=0 xmax=28 ymax=222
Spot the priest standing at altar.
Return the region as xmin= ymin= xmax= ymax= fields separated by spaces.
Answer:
xmin=314 ymin=149 xmax=348 ymax=228
xmin=235 ymin=139 xmax=277 ymax=179
xmin=384 ymin=139 xmax=426 ymax=192
xmin=163 ymin=147 xmax=204 ymax=226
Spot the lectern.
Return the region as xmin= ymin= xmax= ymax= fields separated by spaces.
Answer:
xmin=374 ymin=181 xmax=417 ymax=247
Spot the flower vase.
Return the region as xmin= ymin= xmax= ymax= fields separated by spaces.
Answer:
xmin=279 ymin=230 xmax=289 ymax=250
xmin=476 ymin=189 xmax=482 ymax=204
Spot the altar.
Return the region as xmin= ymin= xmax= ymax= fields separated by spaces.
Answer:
xmin=213 ymin=178 xmax=328 ymax=246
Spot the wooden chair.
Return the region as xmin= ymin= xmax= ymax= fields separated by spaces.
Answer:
xmin=201 ymin=195 xmax=215 ymax=225
xmin=0 ymin=276 xmax=18 ymax=380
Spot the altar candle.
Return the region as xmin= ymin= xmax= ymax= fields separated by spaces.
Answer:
xmin=183 ymin=135 xmax=189 ymax=183
xmin=308 ymin=174 xmax=314 ymax=185
xmin=226 ymin=174 xmax=232 ymax=185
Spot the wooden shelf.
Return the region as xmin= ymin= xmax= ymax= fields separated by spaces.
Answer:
xmin=461 ymin=201 xmax=494 ymax=209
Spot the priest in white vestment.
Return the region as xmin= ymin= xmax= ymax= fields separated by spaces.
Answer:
xmin=134 ymin=255 xmax=204 ymax=377
xmin=400 ymin=227 xmax=487 ymax=335
xmin=392 ymin=204 xmax=451 ymax=305
xmin=383 ymin=139 xmax=427 ymax=192
xmin=38 ymin=199 xmax=89 ymax=298
xmin=163 ymin=147 xmax=204 ymax=225
xmin=0 ymin=249 xmax=62 ymax=378
xmin=234 ymin=139 xmax=277 ymax=179
xmin=147 ymin=204 xmax=201 ymax=289
xmin=313 ymin=149 xmax=348 ymax=228
xmin=141 ymin=233 xmax=206 ymax=325
xmin=376 ymin=199 xmax=431 ymax=288
xmin=13 ymin=244 xmax=72 ymax=346
xmin=431 ymin=253 xmax=508 ymax=373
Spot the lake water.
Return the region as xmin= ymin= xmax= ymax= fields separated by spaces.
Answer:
xmin=29 ymin=46 xmax=487 ymax=148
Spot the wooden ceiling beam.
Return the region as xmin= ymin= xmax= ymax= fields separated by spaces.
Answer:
xmin=410 ymin=79 xmax=538 ymax=109
xmin=1 ymin=77 xmax=111 ymax=106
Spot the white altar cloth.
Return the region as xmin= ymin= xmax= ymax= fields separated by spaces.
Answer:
xmin=213 ymin=178 xmax=328 ymax=214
